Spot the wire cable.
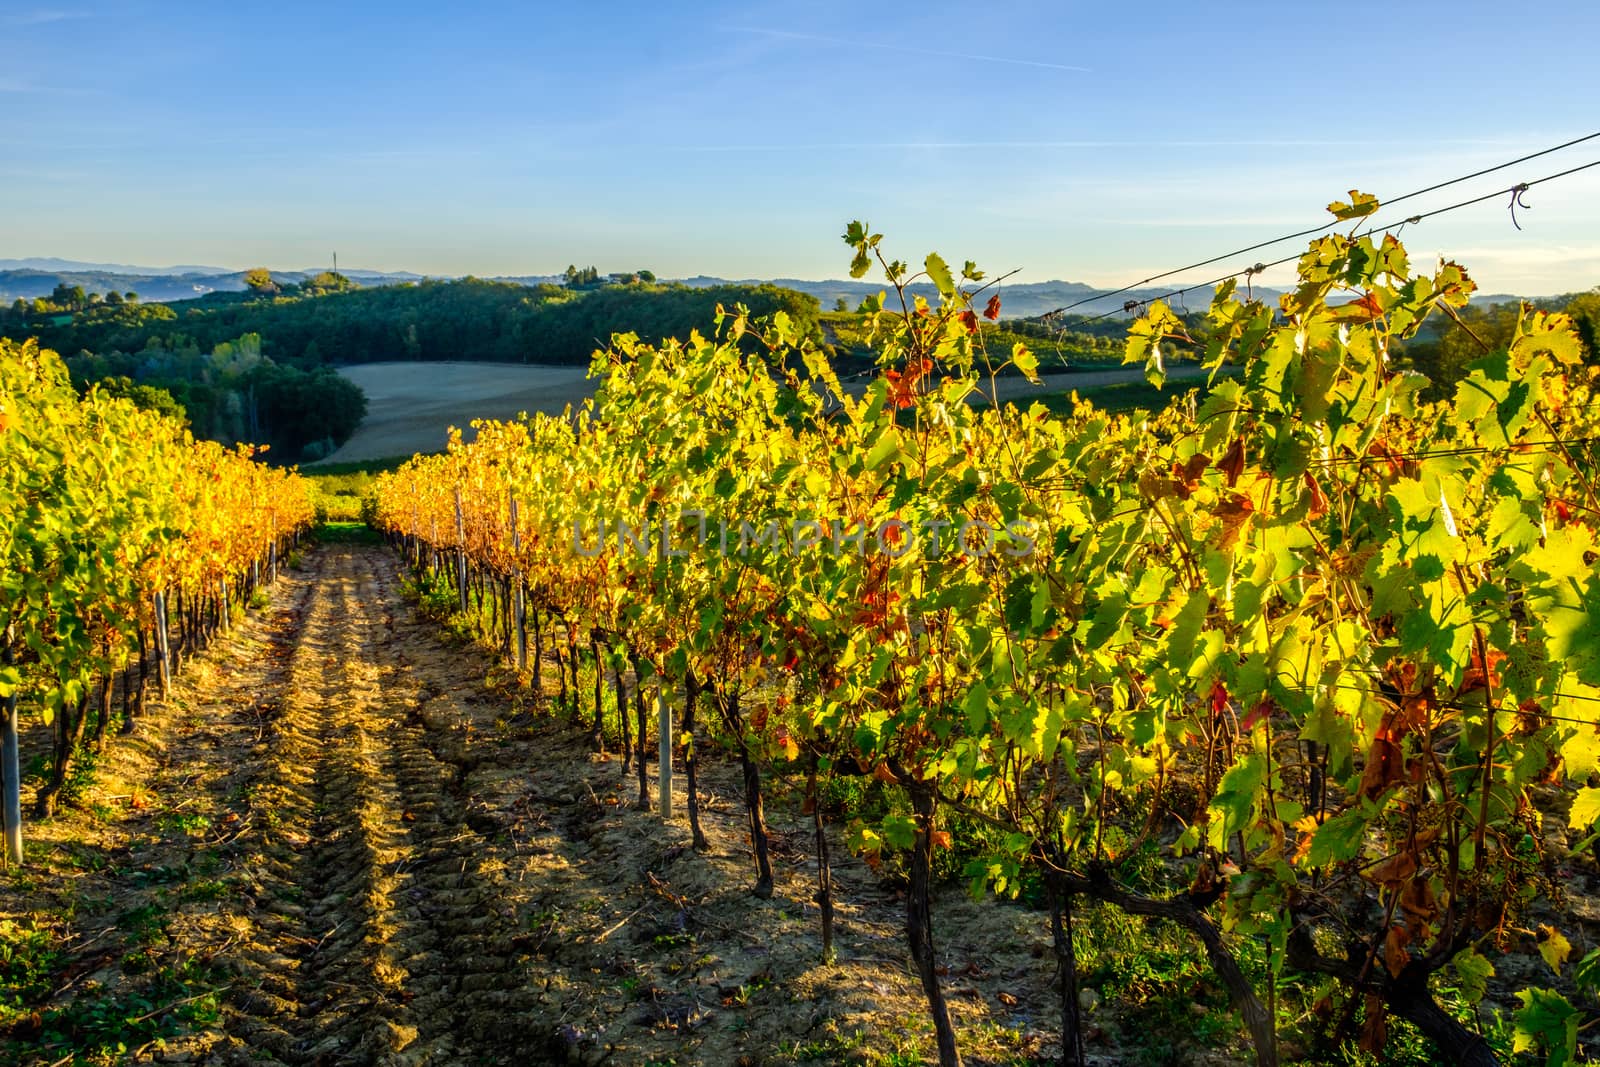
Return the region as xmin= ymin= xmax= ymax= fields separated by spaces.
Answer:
xmin=1040 ymin=130 xmax=1600 ymax=320
xmin=1075 ymin=156 xmax=1600 ymax=324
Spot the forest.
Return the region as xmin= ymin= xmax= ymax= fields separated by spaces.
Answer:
xmin=0 ymin=273 xmax=828 ymax=461
xmin=2 ymin=273 xmax=825 ymax=368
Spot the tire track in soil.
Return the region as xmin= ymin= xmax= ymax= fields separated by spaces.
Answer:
xmin=217 ymin=546 xmax=550 ymax=1066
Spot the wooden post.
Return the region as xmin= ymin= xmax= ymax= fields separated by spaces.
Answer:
xmin=269 ymin=512 xmax=278 ymax=583
xmin=1 ymin=635 xmax=22 ymax=867
xmin=455 ymin=486 xmax=469 ymax=614
xmin=658 ymin=686 xmax=672 ymax=819
xmin=655 ymin=515 xmax=672 ymax=818
xmin=153 ymin=590 xmax=172 ymax=698
xmin=509 ymin=491 xmax=526 ymax=672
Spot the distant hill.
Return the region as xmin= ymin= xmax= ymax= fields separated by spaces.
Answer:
xmin=0 ymin=266 xmax=434 ymax=304
xmin=676 ymin=275 xmax=1296 ymax=319
xmin=0 ymin=259 xmax=1544 ymax=318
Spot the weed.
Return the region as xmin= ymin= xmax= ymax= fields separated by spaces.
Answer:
xmin=180 ymin=879 xmax=230 ymax=903
xmin=0 ymin=919 xmax=60 ymax=1025
xmin=60 ymin=744 xmax=101 ymax=809
xmin=28 ymin=956 xmax=224 ymax=1062
xmin=117 ymin=903 xmax=171 ymax=947
xmin=155 ymin=810 xmax=213 ymax=836
xmin=652 ymin=932 xmax=694 ymax=949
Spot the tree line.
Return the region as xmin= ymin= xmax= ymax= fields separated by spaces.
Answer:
xmin=5 ymin=275 xmax=824 ymax=369
xmin=0 ymin=273 xmax=825 ymax=462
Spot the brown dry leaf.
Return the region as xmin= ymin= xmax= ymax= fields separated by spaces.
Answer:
xmin=1215 ymin=436 xmax=1246 ymax=487
xmin=1357 ymin=736 xmax=1407 ymax=801
xmin=1383 ymin=924 xmax=1411 ymax=978
xmin=997 ymin=991 xmax=1019 ymax=1007
xmin=1398 ymin=876 xmax=1438 ymax=924
xmin=1365 ymin=851 xmax=1418 ymax=888
xmin=1359 ymin=993 xmax=1388 ymax=1053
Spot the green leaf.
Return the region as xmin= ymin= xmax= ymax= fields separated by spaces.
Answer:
xmin=1304 ymin=809 xmax=1368 ymax=867
xmin=881 ymin=813 xmax=918 ymax=851
xmin=964 ymin=682 xmax=991 ymax=734
xmin=865 ymin=432 xmax=902 ymax=471
xmin=1208 ymin=751 xmax=1266 ymax=846
xmin=1572 ymin=948 xmax=1600 ymax=993
xmin=1513 ymin=987 xmax=1579 ymax=1066
xmin=1452 ymin=948 xmax=1495 ymax=1005
xmin=924 ymin=253 xmax=955 ymax=298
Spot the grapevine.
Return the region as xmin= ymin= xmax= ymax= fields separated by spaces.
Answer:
xmin=374 ymin=204 xmax=1600 ymax=1067
xmin=0 ymin=338 xmax=314 ymax=859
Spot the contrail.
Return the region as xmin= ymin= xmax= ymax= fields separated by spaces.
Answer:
xmin=666 ymin=138 xmax=1519 ymax=152
xmin=721 ymin=26 xmax=1090 ymax=72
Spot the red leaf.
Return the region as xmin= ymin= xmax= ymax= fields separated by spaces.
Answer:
xmin=1303 ymin=471 xmax=1329 ymax=519
xmin=983 ymin=294 xmax=1002 ymax=320
xmin=959 ymin=310 xmax=978 ymax=333
xmin=1239 ymin=700 xmax=1272 ymax=732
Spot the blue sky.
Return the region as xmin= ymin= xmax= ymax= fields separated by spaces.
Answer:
xmin=3 ymin=0 xmax=1599 ymax=294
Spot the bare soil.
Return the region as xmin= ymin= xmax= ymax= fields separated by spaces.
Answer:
xmin=315 ymin=361 xmax=1210 ymax=467
xmin=9 ymin=544 xmax=1263 ymax=1066
xmin=318 ymin=363 xmax=593 ymax=465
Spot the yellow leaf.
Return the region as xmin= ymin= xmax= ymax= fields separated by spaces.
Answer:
xmin=1290 ymin=815 xmax=1319 ymax=865
xmin=1539 ymin=925 xmax=1572 ymax=974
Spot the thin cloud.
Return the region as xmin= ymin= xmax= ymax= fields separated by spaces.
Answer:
xmin=2 ymin=9 xmax=90 ymax=25
xmin=0 ymin=77 xmax=96 ymax=95
xmin=721 ymin=26 xmax=1090 ymax=73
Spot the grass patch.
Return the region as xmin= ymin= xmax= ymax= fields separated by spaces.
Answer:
xmin=316 ymin=521 xmax=383 ymax=544
xmin=300 ymin=454 xmax=425 ymax=476
xmin=1027 ymin=378 xmax=1207 ymax=416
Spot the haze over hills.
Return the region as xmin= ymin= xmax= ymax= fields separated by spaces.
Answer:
xmin=0 ymin=257 xmax=233 ymax=276
xmin=0 ymin=258 xmax=1533 ymax=318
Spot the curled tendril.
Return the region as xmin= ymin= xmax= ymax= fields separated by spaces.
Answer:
xmin=1244 ymin=262 xmax=1267 ymax=300
xmin=1509 ymin=183 xmax=1533 ymax=231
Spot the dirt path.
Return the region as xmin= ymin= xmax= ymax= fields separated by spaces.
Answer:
xmin=4 ymin=543 xmax=1259 ymax=1067
xmin=218 ymin=547 xmax=546 ymax=1064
